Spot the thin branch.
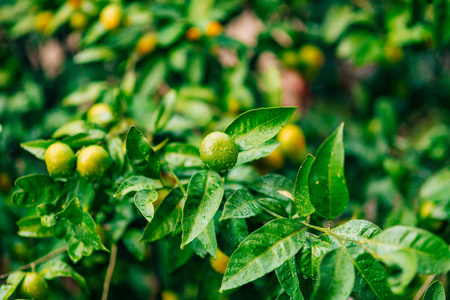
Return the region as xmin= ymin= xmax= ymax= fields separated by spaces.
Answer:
xmin=166 ymin=164 xmax=186 ymax=196
xmin=413 ymin=274 xmax=435 ymax=300
xmin=101 ymin=244 xmax=118 ymax=300
xmin=0 ymin=246 xmax=68 ymax=280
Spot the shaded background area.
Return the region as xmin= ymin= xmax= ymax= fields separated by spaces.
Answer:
xmin=0 ymin=0 xmax=449 ymax=299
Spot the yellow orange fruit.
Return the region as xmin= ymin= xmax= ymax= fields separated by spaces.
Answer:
xmin=277 ymin=124 xmax=306 ymax=161
xmin=136 ymin=32 xmax=158 ymax=56
xmin=205 ymin=21 xmax=223 ymax=37
xmin=186 ymin=27 xmax=201 ymax=41
xmin=210 ymin=249 xmax=230 ymax=274
xmin=100 ymin=4 xmax=122 ymax=30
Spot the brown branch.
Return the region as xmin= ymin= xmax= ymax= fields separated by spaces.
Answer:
xmin=0 ymin=246 xmax=68 ymax=280
xmin=101 ymin=244 xmax=118 ymax=300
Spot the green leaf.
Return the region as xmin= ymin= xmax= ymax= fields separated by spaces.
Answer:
xmin=419 ymin=167 xmax=450 ymax=204
xmin=73 ymin=47 xmax=116 ymax=64
xmin=311 ymin=247 xmax=355 ymax=300
xmin=294 ymin=154 xmax=316 ymax=217
xmin=181 ymin=170 xmax=224 ymax=247
xmin=17 ymin=216 xmax=54 ymax=238
xmin=39 ymin=260 xmax=89 ymax=293
xmin=371 ymin=226 xmax=450 ymax=274
xmin=67 ymin=236 xmax=93 ymax=263
xmin=115 ymin=176 xmax=162 ymax=197
xmin=220 ymin=218 xmax=306 ymax=291
xmin=0 ymin=271 xmax=25 ymax=300
xmin=224 ymin=107 xmax=296 ymax=150
xmin=157 ymin=21 xmax=186 ymax=47
xmin=308 ymin=123 xmax=349 ymax=220
xmin=141 ymin=188 xmax=183 ymax=242
xmin=125 ymin=127 xmax=161 ymax=179
xmin=12 ymin=174 xmax=63 ymax=207
xmin=152 ymin=90 xmax=177 ymax=132
xmin=197 ymin=219 xmax=217 ymax=259
xmin=423 ymin=281 xmax=446 ymax=300
xmin=61 ymin=82 xmax=107 ymax=106
xmin=220 ymin=188 xmax=262 ymax=220
xmin=56 ymin=198 xmax=83 ymax=224
xmin=70 ymin=213 xmax=108 ymax=252
xmin=276 ymin=257 xmax=304 ymax=300
xmin=52 ymin=120 xmax=89 ymax=138
xmin=123 ymin=229 xmax=147 ymax=262
xmin=250 ymin=174 xmax=294 ymax=202
xmin=218 ymin=218 xmax=248 ymax=256
xmin=377 ymin=249 xmax=417 ymax=294
xmin=61 ymin=130 xmax=106 ymax=149
xmin=136 ymin=58 xmax=167 ymax=98
xmin=236 ymin=140 xmax=281 ymax=165
xmin=134 ymin=189 xmax=158 ymax=222
xmin=164 ymin=143 xmax=203 ymax=169
xmin=20 ymin=139 xmax=54 ymax=160
xmin=332 ymin=220 xmax=381 ymax=241
xmin=298 ymin=236 xmax=332 ymax=278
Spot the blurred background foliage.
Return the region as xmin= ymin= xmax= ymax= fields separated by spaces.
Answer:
xmin=0 ymin=0 xmax=449 ymax=299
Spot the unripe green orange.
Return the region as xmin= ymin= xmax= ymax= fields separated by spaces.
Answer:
xmin=87 ymin=103 xmax=114 ymax=128
xmin=200 ymin=132 xmax=238 ymax=173
xmin=76 ymin=145 xmax=111 ymax=181
xmin=17 ymin=272 xmax=49 ymax=300
xmin=45 ymin=142 xmax=75 ymax=178
xmin=99 ymin=4 xmax=122 ymax=30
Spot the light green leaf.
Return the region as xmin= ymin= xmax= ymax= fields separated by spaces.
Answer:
xmin=220 ymin=188 xmax=262 ymax=220
xmin=250 ymin=174 xmax=294 ymax=202
xmin=164 ymin=143 xmax=203 ymax=169
xmin=371 ymin=226 xmax=450 ymax=274
xmin=70 ymin=213 xmax=108 ymax=252
xmin=311 ymin=247 xmax=355 ymax=300
xmin=298 ymin=235 xmax=332 ymax=278
xmin=67 ymin=237 xmax=93 ymax=263
xmin=56 ymin=198 xmax=83 ymax=224
xmin=236 ymin=140 xmax=281 ymax=165
xmin=419 ymin=167 xmax=450 ymax=204
xmin=125 ymin=127 xmax=161 ymax=179
xmin=220 ymin=218 xmax=306 ymax=291
xmin=39 ymin=260 xmax=89 ymax=293
xmin=377 ymin=249 xmax=417 ymax=294
xmin=181 ymin=170 xmax=224 ymax=247
xmin=157 ymin=21 xmax=186 ymax=47
xmin=276 ymin=257 xmax=304 ymax=300
xmin=62 ymin=82 xmax=107 ymax=106
xmin=309 ymin=123 xmax=349 ymax=220
xmin=20 ymin=139 xmax=54 ymax=160
xmin=115 ymin=176 xmax=162 ymax=197
xmin=224 ymin=107 xmax=296 ymax=150
xmin=134 ymin=189 xmax=158 ymax=222
xmin=52 ymin=120 xmax=89 ymax=138
xmin=17 ymin=216 xmax=54 ymax=238
xmin=74 ymin=47 xmax=116 ymax=64
xmin=141 ymin=188 xmax=183 ymax=242
xmin=197 ymin=219 xmax=217 ymax=259
xmin=152 ymin=90 xmax=177 ymax=132
xmin=423 ymin=281 xmax=446 ymax=300
xmin=294 ymin=154 xmax=316 ymax=217
xmin=0 ymin=271 xmax=25 ymax=300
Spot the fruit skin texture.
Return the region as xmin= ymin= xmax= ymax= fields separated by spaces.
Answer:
xmin=100 ymin=4 xmax=122 ymax=30
xmin=205 ymin=21 xmax=223 ymax=37
xmin=87 ymin=103 xmax=114 ymax=128
xmin=45 ymin=142 xmax=76 ymax=178
xmin=210 ymin=249 xmax=230 ymax=274
xmin=76 ymin=145 xmax=111 ymax=181
xmin=277 ymin=124 xmax=306 ymax=162
xmin=17 ymin=272 xmax=49 ymax=300
xmin=200 ymin=132 xmax=238 ymax=173
xmin=136 ymin=32 xmax=158 ymax=56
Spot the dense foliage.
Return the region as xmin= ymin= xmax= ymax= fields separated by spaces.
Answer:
xmin=0 ymin=0 xmax=449 ymax=299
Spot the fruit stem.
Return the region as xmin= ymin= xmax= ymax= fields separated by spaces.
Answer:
xmin=101 ymin=243 xmax=118 ymax=300
xmin=0 ymin=246 xmax=68 ymax=280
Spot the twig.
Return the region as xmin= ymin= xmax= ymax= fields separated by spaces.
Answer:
xmin=0 ymin=246 xmax=68 ymax=280
xmin=101 ymin=244 xmax=118 ymax=300
xmin=166 ymin=164 xmax=186 ymax=196
xmin=413 ymin=274 xmax=435 ymax=300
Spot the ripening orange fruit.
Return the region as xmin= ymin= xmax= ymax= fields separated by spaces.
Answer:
xmin=210 ymin=249 xmax=230 ymax=274
xmin=205 ymin=21 xmax=223 ymax=37
xmin=67 ymin=0 xmax=83 ymax=9
xmin=100 ymin=4 xmax=122 ymax=30
xmin=136 ymin=32 xmax=158 ymax=56
xmin=277 ymin=124 xmax=306 ymax=162
xmin=35 ymin=11 xmax=53 ymax=33
xmin=186 ymin=27 xmax=201 ymax=41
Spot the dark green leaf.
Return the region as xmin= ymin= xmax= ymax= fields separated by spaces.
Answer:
xmin=12 ymin=174 xmax=63 ymax=208
xmin=236 ymin=140 xmax=281 ymax=165
xmin=125 ymin=127 xmax=161 ymax=179
xmin=220 ymin=219 xmax=306 ymax=291
xmin=309 ymin=123 xmax=349 ymax=220
xmin=276 ymin=257 xmax=304 ymax=300
xmin=423 ymin=281 xmax=446 ymax=300
xmin=298 ymin=235 xmax=332 ymax=278
xmin=56 ymin=198 xmax=83 ymax=224
xmin=224 ymin=107 xmax=296 ymax=150
xmin=220 ymin=188 xmax=262 ymax=220
xmin=123 ymin=229 xmax=147 ymax=262
xmin=250 ymin=174 xmax=294 ymax=202
xmin=141 ymin=188 xmax=183 ymax=242
xmin=67 ymin=236 xmax=93 ymax=263
xmin=294 ymin=154 xmax=316 ymax=217
xmin=197 ymin=219 xmax=217 ymax=259
xmin=311 ymin=247 xmax=355 ymax=300
xmin=182 ymin=170 xmax=224 ymax=247
xmin=39 ymin=260 xmax=89 ymax=293
xmin=70 ymin=213 xmax=108 ymax=252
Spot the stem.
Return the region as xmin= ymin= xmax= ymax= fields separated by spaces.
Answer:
xmin=413 ymin=274 xmax=435 ymax=300
xmin=166 ymin=164 xmax=186 ymax=196
xmin=101 ymin=244 xmax=118 ymax=300
xmin=261 ymin=206 xmax=284 ymax=219
xmin=0 ymin=246 xmax=68 ymax=280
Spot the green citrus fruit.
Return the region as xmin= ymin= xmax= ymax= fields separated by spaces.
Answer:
xmin=200 ymin=132 xmax=238 ymax=173
xmin=17 ymin=272 xmax=49 ymax=300
xmin=45 ymin=142 xmax=75 ymax=178
xmin=76 ymin=145 xmax=111 ymax=181
xmin=87 ymin=103 xmax=114 ymax=128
